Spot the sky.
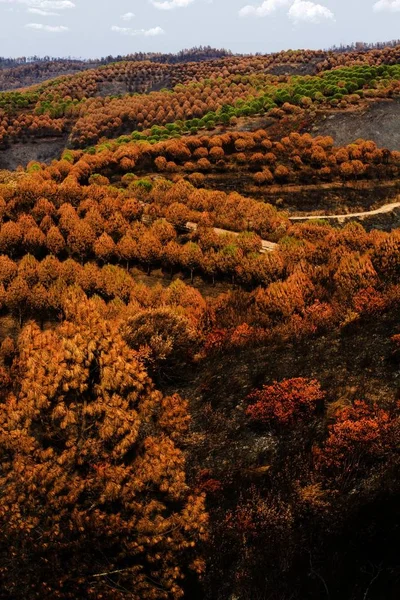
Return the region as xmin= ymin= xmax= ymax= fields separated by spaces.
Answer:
xmin=0 ymin=0 xmax=399 ymax=59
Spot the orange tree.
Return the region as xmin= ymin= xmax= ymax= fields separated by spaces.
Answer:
xmin=0 ymin=293 xmax=207 ymax=600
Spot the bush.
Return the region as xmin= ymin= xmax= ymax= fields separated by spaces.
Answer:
xmin=123 ymin=307 xmax=199 ymax=380
xmin=246 ymin=378 xmax=325 ymax=427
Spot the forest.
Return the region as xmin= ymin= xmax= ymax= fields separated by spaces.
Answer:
xmin=0 ymin=47 xmax=232 ymax=91
xmin=0 ymin=42 xmax=399 ymax=600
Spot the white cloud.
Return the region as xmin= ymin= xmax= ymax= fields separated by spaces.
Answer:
xmin=373 ymin=0 xmax=400 ymax=11
xmin=288 ymin=0 xmax=334 ymax=23
xmin=144 ymin=26 xmax=165 ymax=35
xmin=239 ymin=0 xmax=290 ymax=17
xmin=27 ymin=7 xmax=59 ymax=14
xmin=0 ymin=0 xmax=74 ymax=8
xmin=121 ymin=11 xmax=135 ymax=20
xmin=34 ymin=0 xmax=74 ymax=7
xmin=111 ymin=25 xmax=165 ymax=36
xmin=25 ymin=21 xmax=68 ymax=30
xmin=239 ymin=0 xmax=334 ymax=22
xmin=150 ymin=0 xmax=195 ymax=10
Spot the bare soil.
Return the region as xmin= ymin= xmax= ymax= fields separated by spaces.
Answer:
xmin=175 ymin=311 xmax=400 ymax=517
xmin=177 ymin=310 xmax=400 ymax=485
xmin=311 ymin=98 xmax=400 ymax=150
xmin=175 ymin=309 xmax=400 ymax=600
xmin=0 ymin=135 xmax=68 ymax=171
xmin=265 ymin=60 xmax=320 ymax=76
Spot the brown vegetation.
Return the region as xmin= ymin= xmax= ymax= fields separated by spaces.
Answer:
xmin=0 ymin=42 xmax=399 ymax=600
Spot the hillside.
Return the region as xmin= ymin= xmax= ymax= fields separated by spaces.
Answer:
xmin=0 ymin=47 xmax=399 ymax=173
xmin=312 ymin=97 xmax=400 ymax=149
xmin=0 ymin=43 xmax=399 ymax=600
xmin=0 ymin=47 xmax=232 ymax=91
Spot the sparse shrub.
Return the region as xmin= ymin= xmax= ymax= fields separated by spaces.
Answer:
xmin=246 ymin=378 xmax=325 ymax=427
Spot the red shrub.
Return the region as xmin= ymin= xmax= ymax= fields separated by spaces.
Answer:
xmin=246 ymin=378 xmax=325 ymax=426
xmin=204 ymin=328 xmax=228 ymax=353
xmin=353 ymin=286 xmax=387 ymax=315
xmin=314 ymin=400 xmax=397 ymax=475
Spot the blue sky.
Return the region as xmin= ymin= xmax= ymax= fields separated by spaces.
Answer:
xmin=0 ymin=0 xmax=399 ymax=58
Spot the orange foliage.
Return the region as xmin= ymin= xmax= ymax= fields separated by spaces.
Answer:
xmin=246 ymin=378 xmax=325 ymax=426
xmin=0 ymin=294 xmax=207 ymax=599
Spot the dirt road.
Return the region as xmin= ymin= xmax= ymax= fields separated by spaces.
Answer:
xmin=186 ymin=221 xmax=277 ymax=252
xmin=186 ymin=200 xmax=400 ymax=252
xmin=187 ymin=200 xmax=400 ymax=251
xmin=289 ymin=201 xmax=400 ymax=222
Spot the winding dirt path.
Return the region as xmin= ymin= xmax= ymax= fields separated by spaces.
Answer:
xmin=186 ymin=221 xmax=277 ymax=253
xmin=144 ymin=199 xmax=400 ymax=256
xmin=289 ymin=201 xmax=400 ymax=222
xmin=187 ymin=200 xmax=400 ymax=253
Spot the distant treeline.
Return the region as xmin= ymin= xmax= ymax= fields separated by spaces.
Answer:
xmin=0 ymin=46 xmax=233 ymax=70
xmin=3 ymin=40 xmax=400 ymax=71
xmin=329 ymin=39 xmax=400 ymax=52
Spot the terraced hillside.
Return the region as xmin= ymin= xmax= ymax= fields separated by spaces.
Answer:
xmin=0 ymin=51 xmax=399 ymax=173
xmin=0 ymin=44 xmax=399 ymax=600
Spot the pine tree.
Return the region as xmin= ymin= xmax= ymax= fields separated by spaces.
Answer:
xmin=0 ymin=293 xmax=207 ymax=600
